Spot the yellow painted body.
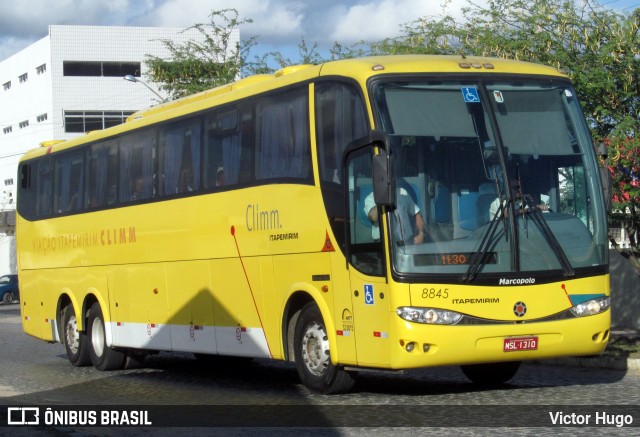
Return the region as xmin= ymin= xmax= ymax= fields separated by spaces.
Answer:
xmin=17 ymin=55 xmax=610 ymax=370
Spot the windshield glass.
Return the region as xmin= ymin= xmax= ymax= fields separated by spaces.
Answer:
xmin=372 ymin=78 xmax=608 ymax=277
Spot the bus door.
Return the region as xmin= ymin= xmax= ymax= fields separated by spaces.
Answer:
xmin=346 ymin=148 xmax=391 ymax=367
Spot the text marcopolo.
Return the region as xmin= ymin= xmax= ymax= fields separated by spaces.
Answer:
xmin=499 ymin=277 xmax=536 ymax=285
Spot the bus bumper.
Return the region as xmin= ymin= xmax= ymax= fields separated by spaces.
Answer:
xmin=385 ymin=310 xmax=610 ymax=369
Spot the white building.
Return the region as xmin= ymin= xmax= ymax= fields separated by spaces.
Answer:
xmin=0 ymin=25 xmax=238 ymax=275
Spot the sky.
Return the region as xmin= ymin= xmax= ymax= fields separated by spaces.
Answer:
xmin=0 ymin=0 xmax=639 ymax=63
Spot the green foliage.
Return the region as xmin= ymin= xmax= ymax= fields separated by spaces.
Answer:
xmin=145 ymin=9 xmax=256 ymax=100
xmin=245 ymin=38 xmax=327 ymax=73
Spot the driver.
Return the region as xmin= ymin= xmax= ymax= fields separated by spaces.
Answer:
xmin=364 ymin=188 xmax=425 ymax=245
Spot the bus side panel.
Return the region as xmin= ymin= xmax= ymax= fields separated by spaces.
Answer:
xmin=258 ymin=256 xmax=283 ymax=360
xmin=165 ymin=260 xmax=216 ymax=353
xmin=211 ymin=257 xmax=271 ymax=358
xmin=328 ymin=252 xmax=357 ymax=366
xmin=108 ymin=264 xmax=170 ymax=350
xmin=272 ymin=252 xmax=335 ymax=356
xmin=19 ymin=269 xmax=45 ymax=340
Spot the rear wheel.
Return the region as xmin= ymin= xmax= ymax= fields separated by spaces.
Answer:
xmin=87 ymin=303 xmax=125 ymax=371
xmin=2 ymin=291 xmax=12 ymax=304
xmin=293 ymin=302 xmax=355 ymax=394
xmin=460 ymin=361 xmax=521 ymax=385
xmin=62 ymin=305 xmax=91 ymax=366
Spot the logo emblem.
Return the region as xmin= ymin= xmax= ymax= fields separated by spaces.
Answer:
xmin=7 ymin=407 xmax=40 ymax=425
xmin=513 ymin=301 xmax=527 ymax=317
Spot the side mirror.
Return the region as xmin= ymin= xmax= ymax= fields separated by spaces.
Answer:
xmin=372 ymin=151 xmax=396 ymax=206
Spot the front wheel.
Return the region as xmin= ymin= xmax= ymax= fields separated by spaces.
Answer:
xmin=87 ymin=303 xmax=125 ymax=371
xmin=61 ymin=305 xmax=91 ymax=367
xmin=2 ymin=292 xmax=12 ymax=304
xmin=460 ymin=361 xmax=521 ymax=385
xmin=293 ymin=302 xmax=355 ymax=394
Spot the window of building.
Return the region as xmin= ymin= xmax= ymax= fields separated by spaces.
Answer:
xmin=64 ymin=110 xmax=135 ymax=133
xmin=37 ymin=113 xmax=48 ymax=123
xmin=63 ymin=61 xmax=141 ymax=77
xmin=102 ymin=62 xmax=141 ymax=77
xmin=2 ymin=81 xmax=10 ymax=91
xmin=84 ymin=111 xmax=104 ymax=131
xmin=104 ymin=111 xmax=133 ymax=128
xmin=19 ymin=120 xmax=29 ymax=129
xmin=36 ymin=64 xmax=47 ymax=75
xmin=4 ymin=178 xmax=14 ymax=186
xmin=3 ymin=127 xmax=12 ymax=134
xmin=18 ymin=73 xmax=28 ymax=83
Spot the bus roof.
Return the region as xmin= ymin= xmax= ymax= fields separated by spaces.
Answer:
xmin=22 ymin=55 xmax=567 ymax=161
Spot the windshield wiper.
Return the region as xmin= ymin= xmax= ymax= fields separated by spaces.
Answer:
xmin=463 ymin=199 xmax=507 ymax=282
xmin=521 ymin=194 xmax=575 ymax=277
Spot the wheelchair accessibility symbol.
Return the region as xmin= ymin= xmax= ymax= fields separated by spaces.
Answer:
xmin=461 ymin=87 xmax=480 ymax=103
xmin=364 ymin=284 xmax=374 ymax=305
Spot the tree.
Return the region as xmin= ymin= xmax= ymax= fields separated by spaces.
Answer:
xmin=352 ymin=0 xmax=640 ymax=266
xmin=144 ymin=9 xmax=339 ymax=90
xmin=145 ymin=9 xmax=256 ymax=100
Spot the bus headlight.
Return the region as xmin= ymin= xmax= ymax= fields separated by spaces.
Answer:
xmin=396 ymin=307 xmax=463 ymax=325
xmin=570 ymin=297 xmax=610 ymax=317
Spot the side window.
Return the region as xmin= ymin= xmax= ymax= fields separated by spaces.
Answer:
xmin=54 ymin=150 xmax=84 ymax=214
xmin=159 ymin=119 xmax=202 ymax=196
xmin=119 ymin=130 xmax=156 ymax=203
xmin=36 ymin=158 xmax=53 ymax=218
xmin=86 ymin=140 xmax=118 ymax=208
xmin=256 ymin=88 xmax=311 ymax=182
xmin=315 ymin=82 xmax=368 ymax=185
xmin=204 ymin=107 xmax=255 ymax=188
xmin=17 ymin=163 xmax=35 ymax=219
xmin=347 ymin=148 xmax=384 ymax=276
xmin=315 ymin=81 xmax=369 ymax=252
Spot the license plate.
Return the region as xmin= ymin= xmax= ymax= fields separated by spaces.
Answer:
xmin=503 ymin=336 xmax=538 ymax=352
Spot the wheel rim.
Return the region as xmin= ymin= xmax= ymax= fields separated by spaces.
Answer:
xmin=65 ymin=315 xmax=80 ymax=354
xmin=301 ymin=321 xmax=330 ymax=376
xmin=91 ymin=317 xmax=105 ymax=358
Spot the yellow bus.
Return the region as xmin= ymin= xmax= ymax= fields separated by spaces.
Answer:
xmin=16 ymin=55 xmax=611 ymax=393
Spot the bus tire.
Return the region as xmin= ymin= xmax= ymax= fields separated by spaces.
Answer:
xmin=293 ymin=302 xmax=355 ymax=394
xmin=460 ymin=361 xmax=521 ymax=385
xmin=62 ymin=305 xmax=91 ymax=367
xmin=87 ymin=303 xmax=125 ymax=371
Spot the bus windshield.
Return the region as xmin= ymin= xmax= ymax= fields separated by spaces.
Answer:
xmin=371 ymin=78 xmax=608 ymax=277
